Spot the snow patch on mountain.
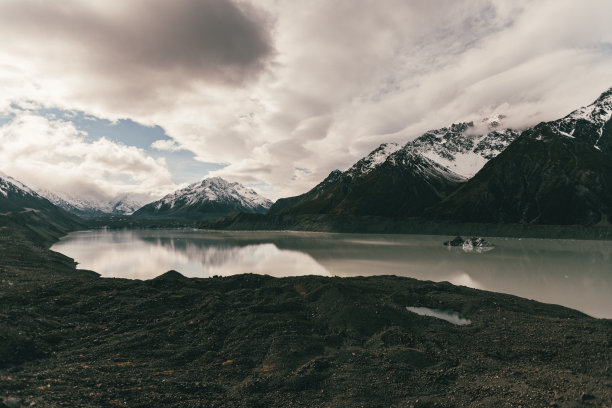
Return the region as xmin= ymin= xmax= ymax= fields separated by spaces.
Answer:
xmin=386 ymin=149 xmax=466 ymax=183
xmin=419 ymin=150 xmax=487 ymax=179
xmin=347 ymin=143 xmax=402 ymax=176
xmin=407 ymin=122 xmax=519 ymax=178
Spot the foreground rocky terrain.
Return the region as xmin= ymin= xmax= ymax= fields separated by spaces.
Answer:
xmin=1 ymin=219 xmax=611 ymax=407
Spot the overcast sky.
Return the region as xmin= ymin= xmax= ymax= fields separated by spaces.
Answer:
xmin=0 ymin=0 xmax=611 ymax=202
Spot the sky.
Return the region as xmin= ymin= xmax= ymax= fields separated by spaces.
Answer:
xmin=0 ymin=0 xmax=611 ymax=203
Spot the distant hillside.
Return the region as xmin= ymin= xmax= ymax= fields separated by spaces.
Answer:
xmin=36 ymin=189 xmax=145 ymax=218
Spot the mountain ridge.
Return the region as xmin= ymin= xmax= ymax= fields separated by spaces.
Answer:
xmin=133 ymin=177 xmax=272 ymax=220
xmin=36 ymin=189 xmax=146 ymax=217
xmin=268 ymin=114 xmax=519 ymax=217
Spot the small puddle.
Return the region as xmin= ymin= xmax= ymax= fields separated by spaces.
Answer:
xmin=406 ymin=306 xmax=471 ymax=326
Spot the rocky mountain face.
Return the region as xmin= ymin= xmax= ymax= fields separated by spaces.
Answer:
xmin=133 ymin=177 xmax=272 ymax=220
xmin=37 ymin=190 xmax=145 ymax=217
xmin=269 ymin=118 xmax=518 ymax=217
xmin=410 ymin=119 xmax=519 ymax=178
xmin=430 ymin=89 xmax=612 ymax=225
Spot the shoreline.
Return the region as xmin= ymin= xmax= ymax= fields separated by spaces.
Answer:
xmin=197 ymin=213 xmax=612 ymax=241
xmin=1 ymin=216 xmax=611 ymax=407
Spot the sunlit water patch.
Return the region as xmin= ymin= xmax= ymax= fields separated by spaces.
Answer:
xmin=51 ymin=229 xmax=612 ymax=318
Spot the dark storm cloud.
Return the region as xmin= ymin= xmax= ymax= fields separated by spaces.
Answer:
xmin=0 ymin=0 xmax=274 ymax=85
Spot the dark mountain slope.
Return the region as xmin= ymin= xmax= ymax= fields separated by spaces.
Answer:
xmin=429 ymin=123 xmax=612 ymax=225
xmin=0 ymin=173 xmax=83 ymax=246
xmin=275 ymin=151 xmax=465 ymax=217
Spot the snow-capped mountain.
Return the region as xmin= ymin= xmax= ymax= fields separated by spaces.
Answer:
xmin=269 ymin=146 xmax=465 ymax=217
xmin=0 ymin=171 xmax=82 ymax=234
xmin=430 ymin=88 xmax=612 ymax=226
xmin=347 ymin=143 xmax=402 ymax=177
xmin=0 ymin=171 xmax=39 ymax=199
xmin=269 ymin=115 xmax=518 ymax=217
xmin=36 ymin=189 xmax=146 ymax=217
xmin=0 ymin=171 xmax=68 ymax=214
xmin=549 ymin=87 xmax=612 ymax=156
xmin=343 ymin=118 xmax=518 ymax=180
xmin=133 ymin=177 xmax=272 ymax=220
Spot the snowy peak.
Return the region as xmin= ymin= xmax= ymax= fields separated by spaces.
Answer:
xmin=482 ymin=113 xmax=506 ymax=130
xmin=347 ymin=143 xmax=402 ymax=176
xmin=155 ymin=177 xmax=272 ymax=211
xmin=0 ymin=172 xmax=61 ymax=213
xmin=110 ymin=195 xmax=145 ymax=215
xmin=551 ymin=87 xmax=612 ymax=154
xmin=36 ymin=189 xmax=145 ymax=217
xmin=407 ymin=121 xmax=519 ymax=178
xmin=0 ymin=171 xmax=39 ymax=199
xmin=134 ymin=177 xmax=272 ymax=220
xmin=560 ymin=88 xmax=612 ymax=126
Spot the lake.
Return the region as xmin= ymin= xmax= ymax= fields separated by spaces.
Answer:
xmin=51 ymin=229 xmax=612 ymax=318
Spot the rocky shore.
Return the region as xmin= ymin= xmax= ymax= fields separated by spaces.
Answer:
xmin=1 ymin=216 xmax=611 ymax=407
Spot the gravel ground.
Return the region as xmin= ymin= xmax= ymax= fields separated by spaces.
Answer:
xmin=1 ymin=217 xmax=610 ymax=407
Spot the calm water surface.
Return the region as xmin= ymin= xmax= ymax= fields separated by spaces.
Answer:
xmin=51 ymin=229 xmax=612 ymax=318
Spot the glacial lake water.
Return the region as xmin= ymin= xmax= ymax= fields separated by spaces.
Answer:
xmin=51 ymin=229 xmax=612 ymax=318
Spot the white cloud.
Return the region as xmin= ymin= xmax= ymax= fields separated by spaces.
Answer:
xmin=151 ymin=139 xmax=184 ymax=152
xmin=0 ymin=112 xmax=177 ymax=201
xmin=0 ymin=0 xmax=611 ymax=200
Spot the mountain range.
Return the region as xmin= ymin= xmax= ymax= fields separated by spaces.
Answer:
xmin=36 ymin=189 xmax=145 ymax=217
xmin=270 ymin=116 xmax=518 ymax=218
xmin=269 ymin=87 xmax=612 ymax=226
xmin=2 ymin=87 xmax=611 ymax=228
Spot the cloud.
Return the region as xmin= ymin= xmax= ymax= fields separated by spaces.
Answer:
xmin=208 ymin=0 xmax=612 ymax=198
xmin=0 ymin=0 xmax=274 ymax=114
xmin=1 ymin=0 xmax=612 ymax=201
xmin=0 ymin=112 xmax=176 ymax=201
xmin=151 ymin=139 xmax=184 ymax=152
